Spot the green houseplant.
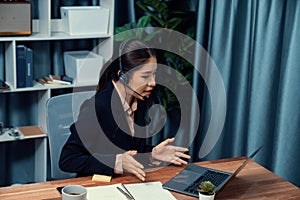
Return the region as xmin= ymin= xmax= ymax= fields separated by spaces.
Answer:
xmin=114 ymin=0 xmax=196 ymax=139
xmin=197 ymin=181 xmax=216 ymax=200
xmin=115 ymin=0 xmax=196 ymax=109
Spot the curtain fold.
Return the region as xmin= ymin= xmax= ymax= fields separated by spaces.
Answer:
xmin=194 ymin=0 xmax=300 ymax=187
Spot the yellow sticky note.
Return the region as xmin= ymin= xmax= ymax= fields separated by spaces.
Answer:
xmin=92 ymin=174 xmax=112 ymax=182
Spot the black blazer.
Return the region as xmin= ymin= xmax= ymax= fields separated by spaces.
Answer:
xmin=59 ymin=82 xmax=154 ymax=177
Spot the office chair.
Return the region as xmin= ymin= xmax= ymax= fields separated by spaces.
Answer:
xmin=46 ymin=90 xmax=95 ymax=180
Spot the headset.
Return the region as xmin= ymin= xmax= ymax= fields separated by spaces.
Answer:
xmin=118 ymin=39 xmax=129 ymax=82
xmin=118 ymin=40 xmax=147 ymax=100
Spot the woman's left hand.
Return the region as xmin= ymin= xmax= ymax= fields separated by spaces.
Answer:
xmin=151 ymin=138 xmax=191 ymax=165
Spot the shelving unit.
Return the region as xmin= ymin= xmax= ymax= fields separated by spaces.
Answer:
xmin=0 ymin=0 xmax=114 ymax=185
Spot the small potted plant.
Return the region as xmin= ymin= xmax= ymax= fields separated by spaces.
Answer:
xmin=197 ymin=181 xmax=216 ymax=200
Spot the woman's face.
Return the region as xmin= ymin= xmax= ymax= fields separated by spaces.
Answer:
xmin=128 ymin=56 xmax=157 ymax=100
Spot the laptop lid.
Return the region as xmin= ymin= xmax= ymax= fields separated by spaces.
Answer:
xmin=231 ymin=146 xmax=263 ymax=178
xmin=215 ymin=145 xmax=263 ymax=193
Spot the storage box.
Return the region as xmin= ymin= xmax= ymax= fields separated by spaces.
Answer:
xmin=0 ymin=1 xmax=32 ymax=36
xmin=63 ymin=51 xmax=103 ymax=84
xmin=60 ymin=6 xmax=109 ymax=35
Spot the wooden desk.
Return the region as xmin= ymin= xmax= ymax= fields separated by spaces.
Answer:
xmin=0 ymin=157 xmax=299 ymax=200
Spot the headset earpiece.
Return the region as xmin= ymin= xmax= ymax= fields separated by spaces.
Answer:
xmin=119 ymin=71 xmax=129 ymax=84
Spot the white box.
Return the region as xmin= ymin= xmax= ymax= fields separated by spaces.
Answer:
xmin=63 ymin=50 xmax=103 ymax=84
xmin=60 ymin=6 xmax=109 ymax=35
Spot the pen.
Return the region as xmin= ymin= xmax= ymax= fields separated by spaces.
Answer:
xmin=117 ymin=186 xmax=133 ymax=200
xmin=121 ymin=183 xmax=135 ymax=200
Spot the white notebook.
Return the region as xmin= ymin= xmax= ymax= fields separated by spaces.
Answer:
xmin=87 ymin=181 xmax=176 ymax=200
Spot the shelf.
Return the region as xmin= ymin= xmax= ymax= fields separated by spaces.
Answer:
xmin=0 ymin=0 xmax=115 ymax=185
xmin=0 ymin=33 xmax=112 ymax=42
xmin=0 ymin=83 xmax=98 ymax=93
xmin=19 ymin=126 xmax=46 ymax=139
xmin=49 ymin=32 xmax=112 ymax=40
xmin=0 ymin=126 xmax=46 ymax=143
xmin=34 ymin=82 xmax=98 ymax=90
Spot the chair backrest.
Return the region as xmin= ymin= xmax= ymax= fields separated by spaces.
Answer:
xmin=46 ymin=90 xmax=95 ymax=180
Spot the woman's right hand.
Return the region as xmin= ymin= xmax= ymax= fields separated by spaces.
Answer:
xmin=122 ymin=150 xmax=145 ymax=181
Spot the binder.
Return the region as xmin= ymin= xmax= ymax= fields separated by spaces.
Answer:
xmin=16 ymin=45 xmax=33 ymax=88
xmin=26 ymin=48 xmax=33 ymax=87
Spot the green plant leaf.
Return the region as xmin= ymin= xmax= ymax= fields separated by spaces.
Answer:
xmin=114 ymin=30 xmax=136 ymax=41
xmin=136 ymin=1 xmax=166 ymax=27
xmin=143 ymin=0 xmax=169 ymax=20
xmin=144 ymin=29 xmax=163 ymax=41
xmin=137 ymin=16 xmax=151 ymax=28
xmin=166 ymin=18 xmax=182 ymax=30
xmin=198 ymin=181 xmax=216 ymax=195
xmin=136 ymin=16 xmax=151 ymax=39
xmin=115 ymin=23 xmax=134 ymax=34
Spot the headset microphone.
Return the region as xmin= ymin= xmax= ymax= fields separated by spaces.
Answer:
xmin=133 ymin=88 xmax=148 ymax=101
xmin=119 ymin=77 xmax=148 ymax=100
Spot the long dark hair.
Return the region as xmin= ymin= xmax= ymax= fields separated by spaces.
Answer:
xmin=96 ymin=39 xmax=156 ymax=93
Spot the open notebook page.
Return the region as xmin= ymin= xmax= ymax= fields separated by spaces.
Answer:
xmin=87 ymin=181 xmax=176 ymax=200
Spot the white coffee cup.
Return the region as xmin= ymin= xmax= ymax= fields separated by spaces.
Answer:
xmin=62 ymin=185 xmax=87 ymax=200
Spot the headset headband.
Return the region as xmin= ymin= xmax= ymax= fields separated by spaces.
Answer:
xmin=119 ymin=39 xmax=130 ymax=72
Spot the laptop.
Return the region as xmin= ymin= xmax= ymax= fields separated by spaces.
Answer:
xmin=162 ymin=146 xmax=262 ymax=197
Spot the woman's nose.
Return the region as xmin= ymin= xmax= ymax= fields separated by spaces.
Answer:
xmin=148 ymin=76 xmax=156 ymax=86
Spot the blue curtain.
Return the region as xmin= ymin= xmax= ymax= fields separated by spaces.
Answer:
xmin=193 ymin=0 xmax=300 ymax=187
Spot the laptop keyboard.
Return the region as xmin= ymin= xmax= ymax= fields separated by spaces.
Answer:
xmin=184 ymin=170 xmax=230 ymax=195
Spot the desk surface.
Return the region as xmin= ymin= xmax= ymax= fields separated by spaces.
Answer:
xmin=0 ymin=157 xmax=299 ymax=200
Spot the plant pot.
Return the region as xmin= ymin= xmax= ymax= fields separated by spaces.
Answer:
xmin=199 ymin=192 xmax=215 ymax=200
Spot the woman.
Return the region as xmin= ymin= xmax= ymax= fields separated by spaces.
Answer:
xmin=59 ymin=39 xmax=190 ymax=181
